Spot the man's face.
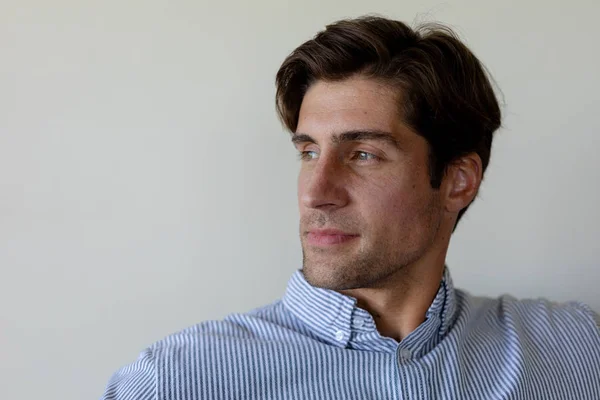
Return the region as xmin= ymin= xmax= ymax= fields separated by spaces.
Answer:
xmin=295 ymin=77 xmax=444 ymax=290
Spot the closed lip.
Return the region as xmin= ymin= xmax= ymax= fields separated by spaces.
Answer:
xmin=307 ymin=229 xmax=358 ymax=236
xmin=305 ymin=229 xmax=359 ymax=246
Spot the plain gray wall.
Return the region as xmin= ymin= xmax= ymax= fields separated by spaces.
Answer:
xmin=1 ymin=1 xmax=599 ymax=399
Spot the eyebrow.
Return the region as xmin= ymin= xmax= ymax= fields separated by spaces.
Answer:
xmin=291 ymin=129 xmax=403 ymax=150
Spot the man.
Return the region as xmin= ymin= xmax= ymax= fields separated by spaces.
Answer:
xmin=101 ymin=16 xmax=600 ymax=399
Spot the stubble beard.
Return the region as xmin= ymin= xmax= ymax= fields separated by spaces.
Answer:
xmin=300 ymin=236 xmax=424 ymax=291
xmin=300 ymin=197 xmax=442 ymax=291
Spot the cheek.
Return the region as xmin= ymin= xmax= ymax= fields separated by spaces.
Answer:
xmin=297 ymin=171 xmax=308 ymax=202
xmin=355 ymin=179 xmax=403 ymax=219
xmin=357 ymin=175 xmax=431 ymax=229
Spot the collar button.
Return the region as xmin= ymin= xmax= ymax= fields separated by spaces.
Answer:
xmin=398 ymin=348 xmax=412 ymax=361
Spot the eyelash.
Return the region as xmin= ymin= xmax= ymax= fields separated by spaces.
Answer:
xmin=297 ymin=150 xmax=381 ymax=163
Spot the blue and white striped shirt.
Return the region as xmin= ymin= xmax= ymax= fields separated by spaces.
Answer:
xmin=102 ymin=268 xmax=600 ymax=399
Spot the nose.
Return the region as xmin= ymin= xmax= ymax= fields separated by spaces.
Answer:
xmin=299 ymin=156 xmax=349 ymax=211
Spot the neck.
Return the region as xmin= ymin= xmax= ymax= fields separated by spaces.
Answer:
xmin=338 ymin=243 xmax=449 ymax=341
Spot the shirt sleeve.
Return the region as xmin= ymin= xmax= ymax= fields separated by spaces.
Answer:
xmin=100 ymin=348 xmax=156 ymax=400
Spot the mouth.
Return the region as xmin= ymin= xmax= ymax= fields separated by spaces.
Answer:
xmin=305 ymin=229 xmax=360 ymax=247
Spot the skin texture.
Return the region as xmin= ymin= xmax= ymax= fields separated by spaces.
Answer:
xmin=294 ymin=76 xmax=482 ymax=340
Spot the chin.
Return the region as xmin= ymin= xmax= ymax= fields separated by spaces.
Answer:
xmin=302 ymin=260 xmax=337 ymax=289
xmin=301 ymin=259 xmax=365 ymax=291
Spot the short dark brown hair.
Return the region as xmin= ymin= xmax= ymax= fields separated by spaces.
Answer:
xmin=275 ymin=15 xmax=501 ymax=227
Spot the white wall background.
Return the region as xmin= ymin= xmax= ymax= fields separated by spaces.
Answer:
xmin=1 ymin=1 xmax=599 ymax=399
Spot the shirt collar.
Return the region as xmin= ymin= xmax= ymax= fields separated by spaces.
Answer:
xmin=282 ymin=266 xmax=458 ymax=353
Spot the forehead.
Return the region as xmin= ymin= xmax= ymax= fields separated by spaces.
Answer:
xmin=297 ymin=77 xmax=404 ymax=136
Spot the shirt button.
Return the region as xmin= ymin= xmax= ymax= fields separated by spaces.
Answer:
xmin=334 ymin=330 xmax=345 ymax=341
xmin=398 ymin=348 xmax=412 ymax=361
xmin=353 ymin=318 xmax=365 ymax=328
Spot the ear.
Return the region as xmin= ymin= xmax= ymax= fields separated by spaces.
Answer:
xmin=442 ymin=153 xmax=483 ymax=214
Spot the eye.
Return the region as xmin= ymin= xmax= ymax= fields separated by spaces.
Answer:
xmin=297 ymin=150 xmax=319 ymax=161
xmin=350 ymin=151 xmax=380 ymax=162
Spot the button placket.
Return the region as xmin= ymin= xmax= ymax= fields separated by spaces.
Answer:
xmin=398 ymin=347 xmax=412 ymax=362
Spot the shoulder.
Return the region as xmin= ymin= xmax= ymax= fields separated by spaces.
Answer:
xmin=459 ymin=289 xmax=600 ymax=352
xmin=447 ymin=291 xmax=600 ymax=395
xmin=482 ymin=293 xmax=597 ymax=333
xmin=149 ymin=300 xmax=284 ymax=348
xmin=147 ymin=298 xmax=315 ymax=355
xmin=101 ymin=301 xmax=294 ymax=399
xmin=501 ymin=296 xmax=599 ymax=330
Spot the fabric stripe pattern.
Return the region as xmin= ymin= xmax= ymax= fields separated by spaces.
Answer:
xmin=101 ymin=267 xmax=600 ymax=399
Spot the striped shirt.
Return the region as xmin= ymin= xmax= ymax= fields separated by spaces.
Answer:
xmin=101 ymin=267 xmax=600 ymax=399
